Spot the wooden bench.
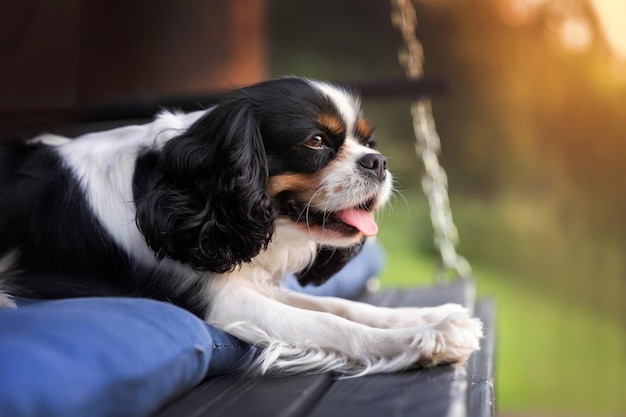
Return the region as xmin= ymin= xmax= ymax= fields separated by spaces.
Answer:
xmin=154 ymin=279 xmax=496 ymax=417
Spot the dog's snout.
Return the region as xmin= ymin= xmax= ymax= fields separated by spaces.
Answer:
xmin=358 ymin=153 xmax=387 ymax=181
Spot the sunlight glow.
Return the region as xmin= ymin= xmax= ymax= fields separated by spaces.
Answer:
xmin=555 ymin=16 xmax=592 ymax=51
xmin=589 ymin=0 xmax=626 ymax=58
xmin=500 ymin=0 xmax=626 ymax=59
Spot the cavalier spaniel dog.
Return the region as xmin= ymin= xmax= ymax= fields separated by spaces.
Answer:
xmin=0 ymin=77 xmax=481 ymax=375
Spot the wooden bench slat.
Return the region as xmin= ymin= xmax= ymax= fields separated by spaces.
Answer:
xmin=156 ymin=374 xmax=332 ymax=417
xmin=400 ymin=280 xmax=473 ymax=307
xmin=306 ymin=365 xmax=469 ymax=417
xmin=467 ymin=299 xmax=497 ymax=417
xmin=360 ymin=279 xmax=474 ymax=309
xmin=357 ymin=286 xmax=405 ymax=306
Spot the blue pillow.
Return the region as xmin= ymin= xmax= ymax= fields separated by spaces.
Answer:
xmin=0 ymin=240 xmax=385 ymax=417
xmin=0 ymin=298 xmax=256 ymax=417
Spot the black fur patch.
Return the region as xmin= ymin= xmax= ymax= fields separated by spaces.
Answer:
xmin=296 ymin=243 xmax=364 ymax=287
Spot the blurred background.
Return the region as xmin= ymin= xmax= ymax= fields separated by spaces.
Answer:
xmin=1 ymin=0 xmax=625 ymax=416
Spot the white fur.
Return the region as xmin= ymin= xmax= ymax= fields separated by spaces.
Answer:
xmin=322 ymin=137 xmax=394 ymax=212
xmin=210 ymin=268 xmax=482 ymax=376
xmin=309 ymin=80 xmax=360 ymax=131
xmin=51 ymin=111 xmax=206 ymax=293
xmin=3 ymin=81 xmax=483 ymax=376
xmin=0 ymin=251 xmax=18 ymax=308
xmin=27 ymin=134 xmax=71 ymax=146
xmin=54 ymin=111 xmax=204 ymax=267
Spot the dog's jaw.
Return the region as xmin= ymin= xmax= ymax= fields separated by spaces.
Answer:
xmin=275 ymin=187 xmax=390 ymax=247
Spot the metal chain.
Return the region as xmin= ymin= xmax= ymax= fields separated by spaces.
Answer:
xmin=391 ymin=0 xmax=472 ymax=282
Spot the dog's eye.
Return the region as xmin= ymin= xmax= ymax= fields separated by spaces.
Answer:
xmin=366 ymin=138 xmax=378 ymax=149
xmin=305 ymin=134 xmax=326 ymax=149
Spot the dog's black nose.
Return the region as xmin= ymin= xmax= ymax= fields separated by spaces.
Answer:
xmin=358 ymin=153 xmax=387 ymax=181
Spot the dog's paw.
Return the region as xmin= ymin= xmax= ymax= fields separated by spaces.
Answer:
xmin=414 ymin=311 xmax=483 ymax=367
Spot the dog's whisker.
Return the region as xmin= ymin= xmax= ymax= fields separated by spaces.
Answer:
xmin=304 ymin=193 xmax=320 ymax=237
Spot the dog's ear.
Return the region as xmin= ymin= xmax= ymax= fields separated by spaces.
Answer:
xmin=136 ymin=100 xmax=276 ymax=273
xmin=295 ymin=243 xmax=364 ymax=286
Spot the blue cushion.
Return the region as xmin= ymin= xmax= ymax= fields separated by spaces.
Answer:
xmin=0 ymin=298 xmax=256 ymax=417
xmin=0 ymin=240 xmax=385 ymax=417
xmin=284 ymin=239 xmax=386 ymax=298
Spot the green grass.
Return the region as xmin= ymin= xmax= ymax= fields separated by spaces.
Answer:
xmin=475 ymin=263 xmax=626 ymax=416
xmin=376 ymin=243 xmax=626 ymax=416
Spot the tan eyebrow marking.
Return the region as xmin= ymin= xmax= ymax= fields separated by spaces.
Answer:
xmin=316 ymin=113 xmax=346 ymax=137
xmin=355 ymin=118 xmax=374 ymax=140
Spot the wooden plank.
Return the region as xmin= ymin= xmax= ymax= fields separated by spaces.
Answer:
xmin=364 ymin=278 xmax=476 ymax=309
xmin=154 ymin=374 xmax=332 ymax=417
xmin=359 ymin=287 xmax=406 ymax=307
xmin=396 ymin=279 xmax=475 ymax=308
xmin=467 ymin=299 xmax=496 ymax=417
xmin=306 ymin=365 xmax=469 ymax=417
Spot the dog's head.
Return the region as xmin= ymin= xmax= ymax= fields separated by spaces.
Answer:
xmin=136 ymin=77 xmax=392 ymax=284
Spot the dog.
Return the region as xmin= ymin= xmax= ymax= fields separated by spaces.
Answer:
xmin=0 ymin=77 xmax=481 ymax=376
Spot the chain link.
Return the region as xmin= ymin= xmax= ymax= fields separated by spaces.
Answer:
xmin=391 ymin=0 xmax=472 ymax=282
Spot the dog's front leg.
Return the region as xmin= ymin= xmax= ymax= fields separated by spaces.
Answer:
xmin=277 ymin=290 xmax=474 ymax=329
xmin=205 ymin=276 xmax=482 ymax=376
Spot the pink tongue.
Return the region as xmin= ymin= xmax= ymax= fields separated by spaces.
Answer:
xmin=336 ymin=209 xmax=378 ymax=237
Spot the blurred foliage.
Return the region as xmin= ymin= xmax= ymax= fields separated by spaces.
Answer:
xmin=268 ymin=0 xmax=626 ymax=414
